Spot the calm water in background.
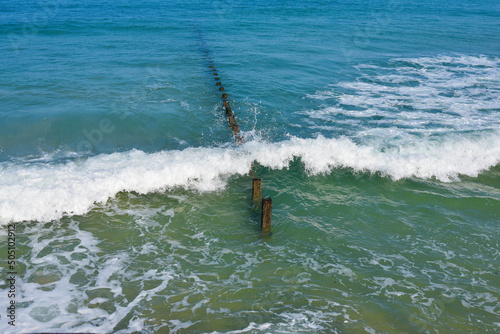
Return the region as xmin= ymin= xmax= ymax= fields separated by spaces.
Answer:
xmin=0 ymin=0 xmax=499 ymax=332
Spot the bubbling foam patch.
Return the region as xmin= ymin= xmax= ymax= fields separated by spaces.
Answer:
xmin=305 ymin=55 xmax=500 ymax=134
xmin=1 ymin=130 xmax=499 ymax=224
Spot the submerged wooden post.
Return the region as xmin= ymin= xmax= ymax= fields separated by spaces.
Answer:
xmin=261 ymin=198 xmax=272 ymax=232
xmin=228 ymin=115 xmax=236 ymax=127
xmin=232 ymin=124 xmax=240 ymax=135
xmin=225 ymin=106 xmax=232 ymax=116
xmin=252 ymin=178 xmax=262 ymax=201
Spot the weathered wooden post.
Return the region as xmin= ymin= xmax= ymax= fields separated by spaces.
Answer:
xmin=261 ymin=198 xmax=272 ymax=232
xmin=225 ymin=106 xmax=232 ymax=117
xmin=252 ymin=178 xmax=262 ymax=201
xmin=228 ymin=115 xmax=236 ymax=127
xmin=232 ymin=124 xmax=239 ymax=135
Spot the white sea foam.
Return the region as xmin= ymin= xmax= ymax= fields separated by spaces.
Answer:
xmin=0 ymin=217 xmax=177 ymax=334
xmin=1 ymin=130 xmax=499 ymax=224
xmin=305 ymin=55 xmax=500 ymax=133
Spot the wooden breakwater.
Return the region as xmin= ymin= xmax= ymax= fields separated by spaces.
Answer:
xmin=197 ymin=29 xmax=273 ymax=233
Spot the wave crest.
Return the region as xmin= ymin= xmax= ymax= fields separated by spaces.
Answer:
xmin=1 ymin=131 xmax=499 ymax=223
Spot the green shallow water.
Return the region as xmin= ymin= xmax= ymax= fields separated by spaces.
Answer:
xmin=2 ymin=164 xmax=498 ymax=333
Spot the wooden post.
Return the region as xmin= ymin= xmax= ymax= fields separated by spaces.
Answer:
xmin=219 ymin=87 xmax=224 ymax=91
xmin=223 ymin=100 xmax=229 ymax=107
xmin=252 ymin=178 xmax=262 ymax=201
xmin=232 ymin=124 xmax=239 ymax=135
xmin=216 ymin=82 xmax=222 ymax=86
xmin=261 ymin=198 xmax=272 ymax=232
xmin=225 ymin=106 xmax=232 ymax=116
xmin=228 ymin=115 xmax=236 ymax=127
xmin=222 ymin=93 xmax=228 ymax=99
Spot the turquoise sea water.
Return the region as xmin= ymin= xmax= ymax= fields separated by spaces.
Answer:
xmin=1 ymin=0 xmax=499 ymax=333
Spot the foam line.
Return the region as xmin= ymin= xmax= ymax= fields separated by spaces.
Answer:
xmin=305 ymin=55 xmax=500 ymax=133
xmin=1 ymin=131 xmax=499 ymax=223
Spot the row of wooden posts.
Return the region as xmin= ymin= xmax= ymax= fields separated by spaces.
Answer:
xmin=209 ymin=65 xmax=242 ymax=142
xmin=208 ymin=64 xmax=272 ymax=233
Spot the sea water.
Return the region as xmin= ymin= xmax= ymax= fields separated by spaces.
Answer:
xmin=0 ymin=0 xmax=499 ymax=333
